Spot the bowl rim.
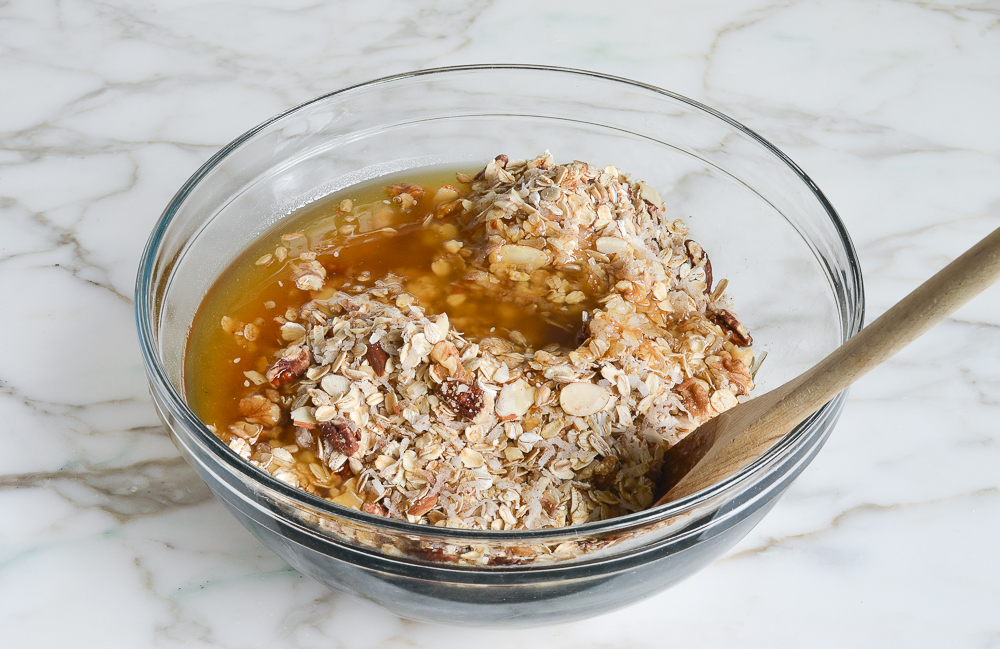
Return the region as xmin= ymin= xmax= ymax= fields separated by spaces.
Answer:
xmin=135 ymin=63 xmax=865 ymax=545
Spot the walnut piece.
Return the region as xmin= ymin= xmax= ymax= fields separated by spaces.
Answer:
xmin=676 ymin=378 xmax=715 ymax=420
xmin=685 ymin=239 xmax=713 ymax=293
xmin=711 ymin=309 xmax=753 ymax=346
xmin=590 ymin=455 xmax=619 ymax=490
xmin=237 ymin=395 xmax=282 ymax=427
xmin=265 ymin=345 xmax=310 ymax=387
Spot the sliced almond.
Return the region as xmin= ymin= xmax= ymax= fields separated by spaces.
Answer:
xmin=559 ymin=382 xmax=611 ymax=417
xmin=636 ymin=180 xmax=664 ymax=209
xmin=291 ymin=406 xmax=317 ymax=428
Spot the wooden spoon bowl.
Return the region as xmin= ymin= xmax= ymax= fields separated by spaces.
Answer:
xmin=655 ymin=224 xmax=1000 ymax=506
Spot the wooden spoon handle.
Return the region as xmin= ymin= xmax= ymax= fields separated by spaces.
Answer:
xmin=660 ymin=223 xmax=1000 ymax=503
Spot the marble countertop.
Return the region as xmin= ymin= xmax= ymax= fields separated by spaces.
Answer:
xmin=3 ymin=1 xmax=999 ymax=646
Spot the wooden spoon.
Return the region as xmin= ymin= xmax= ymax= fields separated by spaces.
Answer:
xmin=654 ymin=224 xmax=1000 ymax=506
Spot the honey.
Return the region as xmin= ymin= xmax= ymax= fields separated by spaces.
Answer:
xmin=185 ymin=164 xmax=599 ymax=498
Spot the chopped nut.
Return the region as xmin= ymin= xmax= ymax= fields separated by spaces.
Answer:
xmin=238 ymin=395 xmax=282 ymax=427
xmin=291 ymin=407 xmax=317 ymax=428
xmin=265 ymin=346 xmax=310 ymax=387
xmin=710 ymin=387 xmax=738 ymax=412
xmin=365 ymin=342 xmax=388 ymax=377
xmin=243 ymin=370 xmax=267 ymax=386
xmin=430 ymin=340 xmax=467 ymax=379
xmin=362 ymin=501 xmax=388 ymax=516
xmin=559 ymin=382 xmax=610 ymax=417
xmin=686 ymin=239 xmax=713 ymax=293
xmin=495 ymin=378 xmax=535 ymax=418
xmin=436 ymin=378 xmax=484 ymax=420
xmin=319 ymin=419 xmax=359 ymax=457
xmin=407 ymin=493 xmax=438 ymax=517
xmin=676 ymin=378 xmax=714 ymax=419
xmin=590 ymin=455 xmax=619 ymax=490
xmin=386 ymin=182 xmax=425 ymax=200
xmin=711 ymin=309 xmax=753 ymax=346
xmin=433 ymin=186 xmax=460 ymax=205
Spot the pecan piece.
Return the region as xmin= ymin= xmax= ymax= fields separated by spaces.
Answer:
xmin=362 ymin=501 xmax=388 ymax=517
xmin=365 ymin=342 xmax=388 ymax=377
xmin=433 ymin=200 xmax=463 ymax=219
xmin=237 ymin=394 xmax=282 ymax=427
xmin=385 ymin=182 xmax=425 ymax=200
xmin=685 ymin=239 xmax=705 ymax=264
xmin=711 ymin=309 xmax=753 ymax=346
xmin=318 ymin=418 xmax=359 ymax=457
xmin=436 ymin=378 xmax=484 ymax=420
xmin=590 ymin=455 xmax=620 ymax=490
xmin=407 ymin=493 xmax=438 ymax=517
xmin=676 ymin=378 xmax=714 ymax=420
xmin=685 ymin=239 xmax=713 ymax=294
xmin=265 ymin=346 xmax=310 ymax=387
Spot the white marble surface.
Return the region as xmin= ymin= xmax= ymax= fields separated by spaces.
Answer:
xmin=2 ymin=0 xmax=999 ymax=646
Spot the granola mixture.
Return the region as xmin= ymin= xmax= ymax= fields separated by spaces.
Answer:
xmin=205 ymin=152 xmax=755 ymax=531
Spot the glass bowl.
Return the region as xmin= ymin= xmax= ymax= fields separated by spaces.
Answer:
xmin=135 ymin=65 xmax=863 ymax=627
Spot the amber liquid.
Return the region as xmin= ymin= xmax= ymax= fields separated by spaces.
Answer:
xmin=185 ymin=165 xmax=598 ymax=464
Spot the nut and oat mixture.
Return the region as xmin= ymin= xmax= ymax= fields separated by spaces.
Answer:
xmin=201 ymin=152 xmax=755 ymax=531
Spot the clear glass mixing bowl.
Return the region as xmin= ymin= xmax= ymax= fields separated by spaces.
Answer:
xmin=136 ymin=65 xmax=863 ymax=627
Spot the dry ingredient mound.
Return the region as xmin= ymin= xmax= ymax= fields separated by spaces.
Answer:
xmin=221 ymin=152 xmax=755 ymax=531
